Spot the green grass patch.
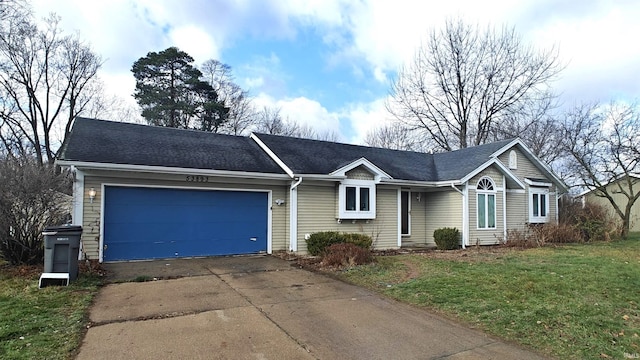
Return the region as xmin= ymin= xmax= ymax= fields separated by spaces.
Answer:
xmin=341 ymin=236 xmax=640 ymax=359
xmin=0 ymin=268 xmax=102 ymax=360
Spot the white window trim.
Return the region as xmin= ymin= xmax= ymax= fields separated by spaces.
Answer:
xmin=529 ymin=187 xmax=550 ymax=223
xmin=476 ymin=177 xmax=497 ymax=230
xmin=338 ymin=179 xmax=376 ymax=219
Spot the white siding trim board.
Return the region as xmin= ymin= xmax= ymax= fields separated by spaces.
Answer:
xmin=397 ymin=189 xmax=402 ymax=247
xmin=462 ymin=182 xmax=469 ymax=248
xmin=72 ymin=167 xmax=85 ymax=227
xmin=289 ymin=177 xmax=302 ymax=252
xmin=503 ymin=175 xmax=507 ymax=242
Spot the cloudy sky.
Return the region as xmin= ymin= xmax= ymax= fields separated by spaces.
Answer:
xmin=32 ymin=0 xmax=640 ymax=144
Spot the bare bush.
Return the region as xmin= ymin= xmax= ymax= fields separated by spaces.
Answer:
xmin=560 ymin=198 xmax=616 ymax=241
xmin=0 ymin=157 xmax=72 ymax=265
xmin=321 ymin=243 xmax=373 ymax=268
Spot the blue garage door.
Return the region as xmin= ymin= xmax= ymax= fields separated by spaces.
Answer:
xmin=103 ymin=186 xmax=268 ymax=261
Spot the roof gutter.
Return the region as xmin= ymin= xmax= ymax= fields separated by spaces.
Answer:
xmin=55 ymin=160 xmax=292 ymax=181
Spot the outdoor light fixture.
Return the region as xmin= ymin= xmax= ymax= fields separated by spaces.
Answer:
xmin=275 ymin=199 xmax=285 ymax=206
xmin=416 ymin=193 xmax=421 ymax=202
xmin=89 ymin=188 xmax=96 ymax=203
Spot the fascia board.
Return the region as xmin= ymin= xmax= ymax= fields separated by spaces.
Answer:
xmin=56 ymin=160 xmax=292 ymax=180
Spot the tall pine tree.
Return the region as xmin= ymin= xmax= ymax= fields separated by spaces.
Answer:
xmin=131 ymin=47 xmax=228 ymax=130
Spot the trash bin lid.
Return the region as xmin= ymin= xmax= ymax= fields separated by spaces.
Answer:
xmin=43 ymin=224 xmax=83 ymax=234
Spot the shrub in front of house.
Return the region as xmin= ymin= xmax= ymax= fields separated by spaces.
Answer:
xmin=433 ymin=227 xmax=460 ymax=250
xmin=342 ymin=232 xmax=373 ymax=249
xmin=321 ymin=242 xmax=373 ymax=268
xmin=306 ymin=231 xmax=373 ymax=256
xmin=559 ymin=200 xmax=616 ymax=242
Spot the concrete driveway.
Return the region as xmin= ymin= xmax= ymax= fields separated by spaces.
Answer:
xmin=77 ymin=255 xmax=547 ymax=360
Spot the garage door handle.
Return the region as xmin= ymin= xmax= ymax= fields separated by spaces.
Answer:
xmin=103 ymin=244 xmax=108 ymax=250
xmin=250 ymin=237 xmax=257 ymax=241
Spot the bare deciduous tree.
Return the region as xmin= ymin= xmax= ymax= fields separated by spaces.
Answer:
xmin=561 ymin=102 xmax=640 ymax=238
xmin=200 ymin=59 xmax=256 ymax=135
xmin=492 ymin=94 xmax=564 ymax=165
xmin=364 ymin=122 xmax=429 ymax=152
xmin=387 ymin=18 xmax=562 ymax=151
xmin=0 ymin=156 xmax=72 ymax=265
xmin=0 ymin=6 xmax=102 ymax=164
xmin=253 ymin=106 xmax=338 ymax=141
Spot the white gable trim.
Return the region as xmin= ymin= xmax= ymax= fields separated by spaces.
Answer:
xmin=250 ymin=133 xmax=295 ymax=178
xmin=460 ymin=158 xmax=525 ymax=189
xmin=491 ymin=138 xmax=567 ymax=193
xmin=329 ymin=157 xmax=392 ymax=183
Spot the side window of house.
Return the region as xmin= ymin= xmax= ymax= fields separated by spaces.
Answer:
xmin=477 ymin=177 xmax=496 ymax=229
xmin=339 ymin=180 xmax=376 ymax=219
xmin=529 ymin=188 xmax=549 ymax=223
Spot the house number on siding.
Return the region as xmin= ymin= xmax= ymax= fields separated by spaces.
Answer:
xmin=186 ymin=175 xmax=209 ymax=183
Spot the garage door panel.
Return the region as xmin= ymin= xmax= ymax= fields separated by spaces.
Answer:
xmin=103 ymin=186 xmax=268 ymax=261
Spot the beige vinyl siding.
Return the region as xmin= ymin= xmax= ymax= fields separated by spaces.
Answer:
xmin=404 ymin=191 xmax=427 ymax=243
xmin=498 ymin=147 xmax=558 ymax=229
xmin=506 ymin=191 xmax=527 ymax=230
xmin=424 ymin=190 xmax=463 ymax=245
xmin=586 ymin=179 xmax=640 ymax=232
xmin=468 ymin=167 xmax=505 ymax=245
xmin=296 ymin=183 xmax=398 ymax=253
xmin=81 ymin=173 xmax=289 ymax=260
xmin=346 ymin=166 xmax=375 ymax=180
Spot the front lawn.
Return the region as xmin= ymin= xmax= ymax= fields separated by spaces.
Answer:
xmin=0 ymin=265 xmax=101 ymax=360
xmin=339 ymin=236 xmax=640 ymax=359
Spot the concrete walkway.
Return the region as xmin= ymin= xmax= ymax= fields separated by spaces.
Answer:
xmin=76 ymin=256 xmax=547 ymax=359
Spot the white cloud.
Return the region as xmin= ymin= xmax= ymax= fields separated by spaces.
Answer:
xmin=253 ymin=94 xmax=341 ymax=134
xmin=169 ymin=25 xmax=220 ymax=61
xmin=244 ymin=76 xmax=265 ymax=88
xmin=29 ymin=0 xmax=640 ymax=145
xmin=344 ymin=98 xmax=394 ymax=145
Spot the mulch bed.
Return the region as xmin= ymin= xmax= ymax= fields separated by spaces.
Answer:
xmin=273 ymin=245 xmax=521 ymax=272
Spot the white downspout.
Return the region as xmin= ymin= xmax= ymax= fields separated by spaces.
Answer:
xmin=289 ymin=177 xmax=302 ymax=252
xmin=450 ymin=183 xmax=466 ymax=249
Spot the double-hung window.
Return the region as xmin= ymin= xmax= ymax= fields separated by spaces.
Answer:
xmin=338 ymin=180 xmax=376 ymax=219
xmin=477 ymin=177 xmax=496 ymax=229
xmin=529 ymin=188 xmax=549 ymax=223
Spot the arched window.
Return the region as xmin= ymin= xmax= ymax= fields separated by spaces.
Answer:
xmin=477 ymin=177 xmax=495 ymax=191
xmin=477 ymin=177 xmax=496 ymax=229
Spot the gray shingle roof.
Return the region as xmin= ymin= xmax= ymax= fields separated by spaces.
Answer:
xmin=432 ymin=139 xmax=514 ymax=180
xmin=254 ymin=133 xmax=438 ymax=181
xmin=59 ymin=118 xmax=519 ymax=182
xmin=58 ymin=118 xmax=286 ymax=174
xmin=255 ymin=133 xmax=515 ymax=182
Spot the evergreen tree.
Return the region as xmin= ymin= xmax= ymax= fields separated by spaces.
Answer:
xmin=131 ymin=47 xmax=228 ymax=130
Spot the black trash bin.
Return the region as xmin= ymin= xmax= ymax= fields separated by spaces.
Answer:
xmin=42 ymin=225 xmax=82 ymax=285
